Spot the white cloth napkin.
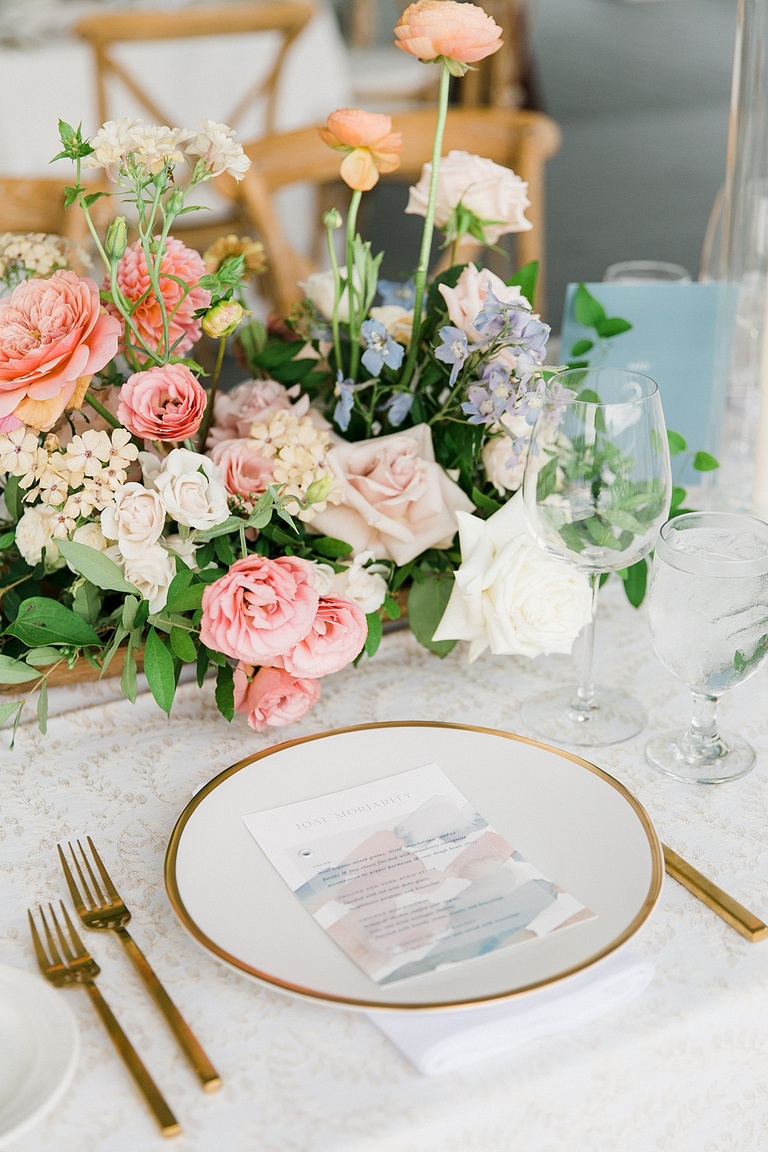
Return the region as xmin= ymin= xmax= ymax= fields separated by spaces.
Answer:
xmin=367 ymin=952 xmax=654 ymax=1076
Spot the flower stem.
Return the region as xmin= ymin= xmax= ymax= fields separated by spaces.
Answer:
xmin=197 ymin=336 xmax=227 ymax=452
xmin=84 ymin=390 xmax=121 ymax=429
xmin=326 ymin=220 xmax=344 ymax=375
xmin=400 ymin=61 xmax=451 ymax=389
xmin=346 ymin=189 xmax=363 ymax=380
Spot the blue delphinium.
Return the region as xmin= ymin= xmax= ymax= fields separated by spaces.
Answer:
xmin=382 ymin=391 xmax=414 ymax=427
xmin=377 ymin=278 xmax=416 ymax=309
xmin=435 ymin=326 xmax=469 ymax=385
xmin=333 ymin=371 xmax=355 ymax=432
xmin=360 ymin=319 xmax=405 ymax=376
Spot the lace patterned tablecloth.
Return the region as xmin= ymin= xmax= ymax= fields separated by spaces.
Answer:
xmin=3 ymin=581 xmax=768 ymax=1152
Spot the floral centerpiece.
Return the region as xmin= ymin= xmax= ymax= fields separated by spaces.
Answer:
xmin=0 ymin=1 xmax=714 ymax=741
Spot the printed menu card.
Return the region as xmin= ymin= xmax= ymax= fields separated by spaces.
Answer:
xmin=242 ymin=764 xmax=596 ymax=985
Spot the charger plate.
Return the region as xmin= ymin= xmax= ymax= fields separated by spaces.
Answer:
xmin=165 ymin=722 xmax=662 ymax=1012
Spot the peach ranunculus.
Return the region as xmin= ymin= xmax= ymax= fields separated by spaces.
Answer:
xmin=308 ymin=424 xmax=475 ymax=566
xmin=267 ymin=595 xmax=367 ymax=678
xmin=0 ymin=270 xmax=121 ymax=432
xmin=200 ymin=554 xmax=319 ymax=665
xmin=318 ymin=109 xmax=402 ymax=192
xmin=207 ymin=378 xmax=298 ymax=447
xmin=406 ymin=152 xmax=532 ymax=244
xmin=394 ymin=0 xmax=503 ymax=70
xmin=439 ymin=264 xmax=527 ymax=342
xmin=108 ymin=237 xmax=211 ymax=358
xmin=233 ymin=664 xmax=321 ymax=731
xmin=210 ymin=437 xmax=274 ymax=508
xmin=117 ymin=363 xmax=207 ymax=441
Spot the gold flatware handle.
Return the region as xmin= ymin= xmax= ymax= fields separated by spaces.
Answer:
xmin=84 ymin=980 xmax=181 ymax=1137
xmin=663 ymin=844 xmax=768 ymax=943
xmin=116 ymin=927 xmax=220 ymax=1092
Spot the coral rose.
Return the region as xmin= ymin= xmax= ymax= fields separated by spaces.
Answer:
xmin=267 ymin=595 xmax=367 ymax=678
xmin=118 ymin=363 xmax=207 ymax=441
xmin=200 ymin=555 xmax=319 ymax=664
xmin=108 ymin=237 xmax=210 ymax=358
xmin=319 ymin=109 xmax=402 ymax=191
xmin=210 ymin=437 xmax=274 ymax=508
xmin=0 ymin=270 xmax=120 ymax=432
xmin=394 ymin=0 xmax=502 ymax=68
xmin=233 ymin=665 xmax=321 ymax=731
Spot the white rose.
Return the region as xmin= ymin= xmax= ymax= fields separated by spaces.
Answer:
xmin=138 ymin=450 xmax=162 ymax=489
xmin=310 ymin=562 xmax=336 ymax=595
xmin=72 ymin=522 xmax=110 ymax=552
xmin=15 ymin=506 xmax=59 ymax=567
xmin=123 ymin=544 xmax=176 ymax=613
xmin=432 ymin=491 xmax=593 ymax=662
xmin=299 ymin=267 xmax=360 ymax=323
xmin=406 ymin=151 xmax=532 ymax=244
xmin=165 ymin=533 xmax=199 ymax=569
xmin=481 ymin=410 xmax=553 ymax=496
xmin=331 ymin=550 xmax=388 ymax=613
xmin=154 ymin=448 xmax=229 ymax=531
xmin=101 ymin=482 xmax=166 ymax=559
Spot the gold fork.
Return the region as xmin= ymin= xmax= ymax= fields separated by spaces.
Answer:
xmin=58 ymin=837 xmax=220 ymax=1092
xmin=28 ymin=901 xmax=181 ymax=1138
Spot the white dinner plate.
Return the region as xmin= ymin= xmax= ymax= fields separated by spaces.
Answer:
xmin=0 ymin=963 xmax=79 ymax=1147
xmin=165 ymin=722 xmax=663 ymax=1011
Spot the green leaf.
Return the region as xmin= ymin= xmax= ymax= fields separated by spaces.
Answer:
xmin=143 ymin=627 xmax=176 ymax=714
xmin=311 ymin=536 xmax=353 ymax=560
xmin=382 ymin=595 xmax=401 ymax=620
xmin=3 ymin=476 xmax=21 ymax=521
xmin=121 ymin=596 xmax=141 ymax=632
xmin=196 ymin=515 xmax=243 ymax=541
xmin=693 ymin=451 xmax=719 ymax=472
xmin=164 ymin=582 xmax=205 ymax=614
xmin=470 ymin=486 xmax=502 ymax=516
xmin=407 ymin=573 xmax=457 ymax=657
xmin=0 ymin=530 xmax=15 ymax=551
xmin=55 ymin=539 xmax=137 ymax=594
xmin=196 ymin=645 xmax=210 ymax=687
xmin=214 ymin=534 xmax=236 ymax=567
xmin=536 ymin=456 xmax=558 ymax=502
xmin=364 ymin=612 xmax=382 ymax=658
xmin=72 ymin=580 xmax=102 ymax=626
xmin=506 ymin=260 xmax=539 ymax=306
xmin=121 ymin=644 xmax=138 ymax=704
xmin=595 ymin=316 xmax=632 ymax=339
xmin=6 ymin=598 xmax=102 ymax=647
xmin=569 ymin=338 xmax=594 ymax=358
xmin=37 ymin=680 xmax=48 ymax=736
xmin=99 ymin=626 xmax=128 ymax=678
xmin=670 ymin=485 xmax=687 ymax=511
xmin=169 ymin=626 xmax=197 ymax=663
xmin=215 ymin=663 xmax=235 ymax=721
xmin=667 ymin=430 xmax=687 ymax=456
xmin=573 ymin=283 xmax=606 ymax=329
xmin=24 ymin=646 xmax=62 ymax=667
xmin=0 ymin=700 xmax=22 ymax=727
xmin=0 ymin=654 xmax=40 ymax=684
xmin=618 ymin=559 xmax=648 ymax=607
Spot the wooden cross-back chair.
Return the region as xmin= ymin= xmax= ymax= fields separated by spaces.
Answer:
xmin=220 ymin=107 xmax=561 ymax=315
xmin=0 ymin=177 xmax=100 ymax=244
xmin=74 ymin=1 xmax=317 ymax=136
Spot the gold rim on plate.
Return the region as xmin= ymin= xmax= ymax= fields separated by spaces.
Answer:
xmin=164 ymin=721 xmax=663 ymax=1012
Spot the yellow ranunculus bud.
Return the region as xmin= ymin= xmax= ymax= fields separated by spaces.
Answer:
xmin=105 ymin=215 xmax=128 ymax=261
xmin=201 ymin=300 xmax=246 ymax=339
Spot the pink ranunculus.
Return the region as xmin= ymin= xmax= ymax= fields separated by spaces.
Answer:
xmin=108 ymin=237 xmax=211 ymax=358
xmin=200 ymin=555 xmax=319 ymax=665
xmin=0 ymin=270 xmax=121 ymax=432
xmin=308 ymin=424 xmax=475 ymax=567
xmin=394 ymin=0 xmax=503 ymax=65
xmin=207 ymin=378 xmax=297 ymax=447
xmin=233 ymin=664 xmax=321 ymax=731
xmin=438 ymin=263 xmax=527 ymax=342
xmin=268 ymin=595 xmax=367 ymax=678
xmin=118 ymin=363 xmax=207 ymax=441
xmin=210 ymin=437 xmax=274 ymax=508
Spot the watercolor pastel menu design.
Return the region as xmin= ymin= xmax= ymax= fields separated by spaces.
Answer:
xmin=242 ymin=765 xmax=596 ymax=985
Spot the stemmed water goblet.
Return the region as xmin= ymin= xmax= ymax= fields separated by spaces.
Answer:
xmin=520 ymin=367 xmax=673 ymax=745
xmin=645 ymin=510 xmax=768 ymax=783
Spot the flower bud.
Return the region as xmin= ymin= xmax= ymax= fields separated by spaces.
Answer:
xmin=166 ymin=189 xmax=185 ymax=217
xmin=104 ymin=215 xmax=128 ymax=261
xmin=201 ymin=299 xmax=246 ymax=339
xmin=305 ymin=474 xmax=335 ymax=505
xmin=322 ymin=208 xmax=343 ymax=230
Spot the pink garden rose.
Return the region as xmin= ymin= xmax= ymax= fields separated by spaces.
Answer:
xmin=0 ymin=270 xmax=121 ymax=432
xmin=207 ymin=378 xmax=297 ymax=447
xmin=118 ymin=363 xmax=207 ymax=441
xmin=267 ymin=595 xmax=367 ymax=677
xmin=200 ymin=554 xmax=319 ymax=664
xmin=233 ymin=664 xmax=321 ymax=731
xmin=438 ymin=264 xmax=527 ymax=343
xmin=210 ymin=437 xmax=274 ymax=508
xmin=309 ymin=424 xmax=475 ymax=566
xmin=108 ymin=237 xmax=210 ymax=357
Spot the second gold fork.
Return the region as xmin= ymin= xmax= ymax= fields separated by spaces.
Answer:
xmin=58 ymin=837 xmax=220 ymax=1092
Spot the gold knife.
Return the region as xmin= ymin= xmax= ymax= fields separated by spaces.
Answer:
xmin=663 ymin=843 xmax=768 ymax=942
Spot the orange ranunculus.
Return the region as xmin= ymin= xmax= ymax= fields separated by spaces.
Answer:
xmin=394 ymin=0 xmax=503 ymax=67
xmin=318 ymin=109 xmax=402 ymax=192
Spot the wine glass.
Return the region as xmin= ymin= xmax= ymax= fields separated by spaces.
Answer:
xmin=520 ymin=367 xmax=672 ymax=745
xmin=645 ymin=511 xmax=768 ymax=783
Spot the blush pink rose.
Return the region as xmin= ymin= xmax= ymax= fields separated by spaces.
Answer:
xmin=210 ymin=438 xmax=274 ymax=508
xmin=108 ymin=237 xmax=210 ymax=357
xmin=0 ymin=270 xmax=121 ymax=432
xmin=233 ymin=664 xmax=321 ymax=731
xmin=207 ymin=378 xmax=297 ymax=447
xmin=438 ymin=264 xmax=527 ymax=343
xmin=200 ymin=555 xmax=319 ymax=664
xmin=405 ymin=152 xmax=532 ymax=244
xmin=309 ymin=424 xmax=475 ymax=566
xmin=394 ymin=0 xmax=503 ymax=65
xmin=118 ymin=363 xmax=207 ymax=441
xmin=267 ymin=595 xmax=367 ymax=677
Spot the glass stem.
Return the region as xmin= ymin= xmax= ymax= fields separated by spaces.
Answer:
xmin=570 ymin=573 xmax=600 ymax=716
xmin=681 ymin=692 xmax=725 ymax=762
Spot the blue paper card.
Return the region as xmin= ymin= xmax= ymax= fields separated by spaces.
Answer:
xmin=559 ymin=282 xmax=735 ymax=480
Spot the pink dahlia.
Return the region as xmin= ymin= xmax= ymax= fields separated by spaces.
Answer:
xmin=108 ymin=238 xmax=211 ymax=358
